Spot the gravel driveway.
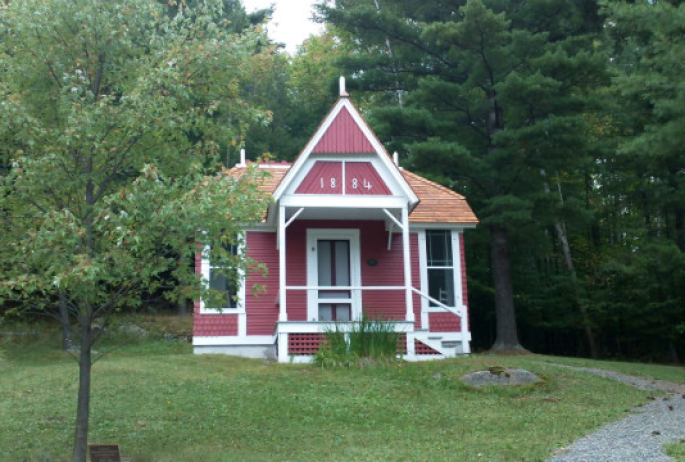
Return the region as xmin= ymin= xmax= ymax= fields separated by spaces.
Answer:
xmin=547 ymin=364 xmax=685 ymax=462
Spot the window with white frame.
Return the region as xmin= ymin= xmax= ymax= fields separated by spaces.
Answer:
xmin=426 ymin=230 xmax=455 ymax=307
xmin=202 ymin=242 xmax=240 ymax=311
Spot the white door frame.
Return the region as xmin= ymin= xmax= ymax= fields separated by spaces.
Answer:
xmin=306 ymin=228 xmax=362 ymax=321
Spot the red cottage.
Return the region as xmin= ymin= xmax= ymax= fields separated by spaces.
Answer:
xmin=193 ymin=79 xmax=478 ymax=362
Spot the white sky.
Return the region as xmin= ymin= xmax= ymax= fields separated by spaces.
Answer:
xmin=242 ymin=0 xmax=325 ymax=54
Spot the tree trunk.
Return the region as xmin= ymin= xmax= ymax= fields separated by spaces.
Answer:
xmin=59 ymin=292 xmax=75 ymax=351
xmin=552 ymin=219 xmax=599 ymax=358
xmin=72 ymin=318 xmax=92 ymax=462
xmin=177 ymin=253 xmax=187 ymax=316
xmin=489 ymin=224 xmax=523 ymax=350
xmin=541 ymin=169 xmax=598 ymax=358
xmin=668 ymin=342 xmax=680 ymax=365
xmin=373 ymin=0 xmax=403 ymax=107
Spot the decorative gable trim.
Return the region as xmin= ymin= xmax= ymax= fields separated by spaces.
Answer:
xmin=273 ymin=95 xmax=418 ymax=207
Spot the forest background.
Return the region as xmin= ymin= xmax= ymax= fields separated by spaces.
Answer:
xmin=2 ymin=0 xmax=685 ymax=364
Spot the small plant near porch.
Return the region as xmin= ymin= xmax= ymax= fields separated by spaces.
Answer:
xmin=313 ymin=316 xmax=400 ymax=368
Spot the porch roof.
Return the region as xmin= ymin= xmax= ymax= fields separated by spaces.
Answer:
xmin=227 ymin=163 xmax=478 ymax=225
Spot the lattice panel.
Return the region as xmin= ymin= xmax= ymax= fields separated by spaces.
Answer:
xmin=397 ymin=334 xmax=408 ymax=355
xmin=288 ymin=333 xmax=324 ymax=355
xmin=414 ymin=339 xmax=441 ymax=355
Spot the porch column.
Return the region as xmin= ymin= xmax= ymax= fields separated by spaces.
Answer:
xmin=278 ymin=205 xmax=287 ymax=321
xmin=402 ymin=205 xmax=414 ymax=322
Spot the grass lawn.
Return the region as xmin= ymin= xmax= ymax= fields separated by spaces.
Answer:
xmin=0 ymin=327 xmax=683 ymax=462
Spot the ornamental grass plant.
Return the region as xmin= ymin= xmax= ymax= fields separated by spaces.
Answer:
xmin=313 ymin=315 xmax=399 ymax=368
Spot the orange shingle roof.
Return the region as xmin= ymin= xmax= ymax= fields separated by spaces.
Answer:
xmin=401 ymin=170 xmax=478 ymax=224
xmin=227 ymin=163 xmax=478 ymax=225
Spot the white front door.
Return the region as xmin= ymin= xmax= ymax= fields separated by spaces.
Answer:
xmin=306 ymin=229 xmax=361 ymax=321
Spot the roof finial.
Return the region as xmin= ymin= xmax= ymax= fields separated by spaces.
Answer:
xmin=393 ymin=151 xmax=399 ymax=166
xmin=339 ymin=76 xmax=349 ymax=97
xmin=239 ymin=148 xmax=246 ymax=167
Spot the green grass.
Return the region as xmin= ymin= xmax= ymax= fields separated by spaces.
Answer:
xmin=666 ymin=441 xmax=685 ymax=462
xmin=1 ymin=330 xmax=683 ymax=462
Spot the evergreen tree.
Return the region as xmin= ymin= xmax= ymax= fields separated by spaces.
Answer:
xmin=321 ymin=0 xmax=607 ymax=351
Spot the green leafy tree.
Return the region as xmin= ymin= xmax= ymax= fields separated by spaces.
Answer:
xmin=0 ymin=1 xmax=270 ymax=460
xmin=240 ymin=30 xmax=344 ymax=163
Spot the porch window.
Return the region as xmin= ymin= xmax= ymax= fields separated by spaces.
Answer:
xmin=207 ymin=243 xmax=238 ymax=310
xmin=426 ymin=230 xmax=455 ymax=307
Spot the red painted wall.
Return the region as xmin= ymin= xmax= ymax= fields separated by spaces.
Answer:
xmin=312 ymin=106 xmax=375 ymax=154
xmin=295 ymin=161 xmax=343 ymax=195
xmin=345 ymin=163 xmax=391 ymax=195
xmin=285 ymin=220 xmax=419 ymax=324
xmin=245 ymin=232 xmax=280 ymax=335
xmin=285 ymin=226 xmax=308 ymax=321
xmin=194 ymin=223 xmax=469 ymax=337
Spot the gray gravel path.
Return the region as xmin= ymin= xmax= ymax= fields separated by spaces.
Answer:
xmin=546 ymin=364 xmax=685 ymax=462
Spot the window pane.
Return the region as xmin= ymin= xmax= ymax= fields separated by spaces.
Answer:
xmin=334 ymin=305 xmax=351 ymax=321
xmin=209 ymin=242 xmax=238 ymax=309
xmin=319 ymin=304 xmax=333 ymax=321
xmin=317 ymin=240 xmax=332 ymax=286
xmin=334 ymin=240 xmax=350 ymax=286
xmin=426 ymin=230 xmax=452 ymax=266
xmin=319 ymin=304 xmax=351 ymax=321
xmin=428 ymin=268 xmax=455 ymax=306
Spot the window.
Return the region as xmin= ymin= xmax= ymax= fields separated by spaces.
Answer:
xmin=426 ymin=230 xmax=455 ymax=307
xmin=206 ymin=243 xmax=239 ymax=310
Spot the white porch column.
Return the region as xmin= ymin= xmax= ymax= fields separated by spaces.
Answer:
xmin=278 ymin=205 xmax=287 ymax=321
xmin=402 ymin=205 xmax=414 ymax=322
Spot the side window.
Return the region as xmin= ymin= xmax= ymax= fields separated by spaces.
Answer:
xmin=208 ymin=243 xmax=238 ymax=309
xmin=426 ymin=230 xmax=455 ymax=307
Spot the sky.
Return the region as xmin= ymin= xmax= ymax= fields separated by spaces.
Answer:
xmin=241 ymin=0 xmax=325 ymax=54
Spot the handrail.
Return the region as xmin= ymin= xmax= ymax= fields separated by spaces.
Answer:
xmin=410 ymin=287 xmax=464 ymax=318
xmin=283 ymin=284 xmax=464 ymax=318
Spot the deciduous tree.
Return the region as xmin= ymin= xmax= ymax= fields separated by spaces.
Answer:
xmin=0 ymin=1 xmax=269 ymax=460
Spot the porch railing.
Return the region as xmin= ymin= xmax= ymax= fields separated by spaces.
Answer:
xmin=281 ymin=285 xmax=469 ymax=354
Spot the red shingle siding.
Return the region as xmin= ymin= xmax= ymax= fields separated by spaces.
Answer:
xmin=312 ymin=106 xmax=376 ymax=154
xmin=245 ymin=232 xmax=280 ymax=335
xmin=193 ymin=314 xmax=238 ymax=336
xmin=428 ymin=312 xmax=461 ymax=332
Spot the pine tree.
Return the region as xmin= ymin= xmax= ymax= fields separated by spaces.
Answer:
xmin=321 ymin=0 xmax=608 ymax=351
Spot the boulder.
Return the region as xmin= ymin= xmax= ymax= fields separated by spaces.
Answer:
xmin=461 ymin=367 xmax=542 ymax=388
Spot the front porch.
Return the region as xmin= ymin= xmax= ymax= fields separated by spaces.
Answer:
xmin=273 ymin=285 xmax=471 ymax=363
